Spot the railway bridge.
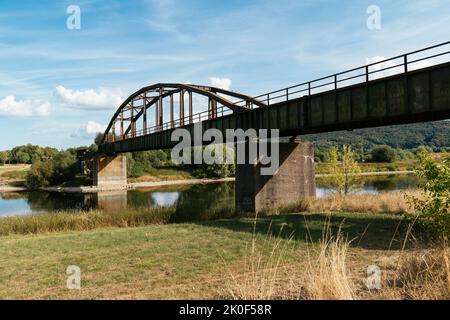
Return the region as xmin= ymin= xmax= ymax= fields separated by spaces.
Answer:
xmin=96 ymin=42 xmax=450 ymax=212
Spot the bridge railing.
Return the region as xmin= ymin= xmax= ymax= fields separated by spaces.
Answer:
xmin=234 ymin=41 xmax=450 ymax=106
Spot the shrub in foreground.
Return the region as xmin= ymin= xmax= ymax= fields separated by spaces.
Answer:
xmin=409 ymin=152 xmax=450 ymax=241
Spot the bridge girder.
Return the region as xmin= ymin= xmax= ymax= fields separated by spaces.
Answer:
xmin=102 ymin=83 xmax=266 ymax=143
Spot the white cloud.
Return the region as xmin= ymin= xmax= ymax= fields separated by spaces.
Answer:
xmin=0 ymin=95 xmax=50 ymax=117
xmin=71 ymin=121 xmax=107 ymax=139
xmin=86 ymin=121 xmax=107 ymax=135
xmin=54 ymin=85 xmax=123 ymax=110
xmin=209 ymin=77 xmax=232 ymax=90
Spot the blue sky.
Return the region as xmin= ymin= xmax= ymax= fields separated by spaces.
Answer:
xmin=0 ymin=0 xmax=449 ymax=150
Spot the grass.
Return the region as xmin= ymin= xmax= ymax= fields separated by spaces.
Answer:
xmin=128 ymin=166 xmax=193 ymax=183
xmin=0 ymin=207 xmax=176 ymax=236
xmin=0 ymin=209 xmax=419 ymax=299
xmin=259 ymin=190 xmax=420 ymax=216
xmin=0 ymin=190 xmax=418 ymax=237
xmin=0 ymin=189 xmax=447 ymax=299
xmin=0 ymin=164 xmax=30 ymax=185
xmin=222 ymin=218 xmax=450 ymax=300
xmin=305 ymin=190 xmax=419 ymax=215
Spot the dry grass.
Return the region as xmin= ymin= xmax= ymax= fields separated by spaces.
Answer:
xmin=370 ymin=244 xmax=450 ymax=300
xmin=222 ymin=216 xmax=450 ymax=300
xmin=302 ymin=225 xmax=355 ymax=300
xmin=270 ymin=190 xmax=422 ymax=215
xmin=0 ymin=206 xmax=175 ymax=236
xmin=222 ymin=219 xmax=294 ymax=299
xmin=224 ymin=219 xmax=356 ymax=300
xmin=0 ymin=164 xmax=30 ymax=183
xmin=394 ymin=248 xmax=450 ymax=299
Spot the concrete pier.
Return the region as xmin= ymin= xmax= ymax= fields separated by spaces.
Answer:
xmin=235 ymin=140 xmax=315 ymax=212
xmin=93 ymin=154 xmax=127 ymax=188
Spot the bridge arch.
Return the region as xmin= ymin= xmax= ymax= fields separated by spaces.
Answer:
xmin=101 ymin=83 xmax=266 ymax=143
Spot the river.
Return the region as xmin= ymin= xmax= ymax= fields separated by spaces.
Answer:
xmin=0 ymin=175 xmax=419 ymax=218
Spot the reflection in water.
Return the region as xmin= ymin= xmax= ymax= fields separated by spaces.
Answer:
xmin=151 ymin=192 xmax=180 ymax=206
xmin=0 ymin=175 xmax=420 ymax=219
xmin=97 ymin=191 xmax=127 ymax=211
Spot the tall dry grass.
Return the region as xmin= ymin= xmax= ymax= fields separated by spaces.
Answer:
xmin=302 ymin=225 xmax=355 ymax=299
xmin=223 ymin=218 xmax=356 ymax=300
xmin=269 ymin=190 xmax=421 ymax=215
xmin=0 ymin=206 xmax=175 ymax=236
xmin=392 ymin=247 xmax=450 ymax=299
xmin=222 ymin=218 xmax=294 ymax=299
xmin=223 ymin=216 xmax=450 ymax=300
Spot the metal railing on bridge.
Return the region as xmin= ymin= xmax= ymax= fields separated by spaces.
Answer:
xmin=237 ymin=41 xmax=450 ymax=106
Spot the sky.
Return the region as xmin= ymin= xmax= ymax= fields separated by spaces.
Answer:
xmin=0 ymin=0 xmax=449 ymax=150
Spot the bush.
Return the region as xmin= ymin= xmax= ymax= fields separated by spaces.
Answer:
xmin=26 ymin=151 xmax=79 ymax=188
xmin=190 ymin=145 xmax=235 ymax=179
xmin=0 ymin=151 xmax=8 ymax=165
xmin=409 ymin=152 xmax=450 ymax=240
xmin=128 ymin=162 xmax=145 ymax=178
xmin=370 ymin=145 xmax=397 ymax=163
xmin=126 ymin=150 xmax=171 ymax=178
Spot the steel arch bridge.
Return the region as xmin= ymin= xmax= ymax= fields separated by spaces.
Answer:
xmin=101 ymin=83 xmax=267 ymax=144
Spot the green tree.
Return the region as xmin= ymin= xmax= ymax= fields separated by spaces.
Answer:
xmin=0 ymin=151 xmax=8 ymax=165
xmin=370 ymin=145 xmax=397 ymax=162
xmin=191 ymin=145 xmax=235 ymax=179
xmin=409 ymin=152 xmax=450 ymax=241
xmin=26 ymin=151 xmax=79 ymax=189
xmin=15 ymin=150 xmax=31 ymax=164
xmin=323 ymin=145 xmax=363 ymax=195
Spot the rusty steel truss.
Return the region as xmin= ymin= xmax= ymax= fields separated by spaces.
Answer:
xmin=102 ymin=83 xmax=267 ymax=143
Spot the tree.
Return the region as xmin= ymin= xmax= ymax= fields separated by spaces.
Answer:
xmin=190 ymin=145 xmax=235 ymax=179
xmin=15 ymin=150 xmax=31 ymax=164
xmin=94 ymin=132 xmax=116 ymax=145
xmin=0 ymin=151 xmax=8 ymax=165
xmin=26 ymin=151 xmax=79 ymax=189
xmin=323 ymin=145 xmax=363 ymax=195
xmin=370 ymin=145 xmax=396 ymax=163
xmin=408 ymin=152 xmax=450 ymax=241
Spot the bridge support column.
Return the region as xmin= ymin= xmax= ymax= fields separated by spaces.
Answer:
xmin=235 ymin=140 xmax=315 ymax=212
xmin=93 ymin=154 xmax=127 ymax=188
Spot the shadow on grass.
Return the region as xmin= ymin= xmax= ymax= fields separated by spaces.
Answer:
xmin=197 ymin=212 xmax=423 ymax=250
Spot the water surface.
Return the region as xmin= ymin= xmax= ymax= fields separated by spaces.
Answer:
xmin=0 ymin=175 xmax=419 ymax=219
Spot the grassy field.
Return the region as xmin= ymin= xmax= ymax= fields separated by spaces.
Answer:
xmin=0 ymin=209 xmax=447 ymax=300
xmin=128 ymin=166 xmax=194 ymax=183
xmin=0 ymin=164 xmax=30 ymax=185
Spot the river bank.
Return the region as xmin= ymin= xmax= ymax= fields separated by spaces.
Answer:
xmin=0 ymin=190 xmax=417 ymax=236
xmin=0 ymin=171 xmax=413 ymax=193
